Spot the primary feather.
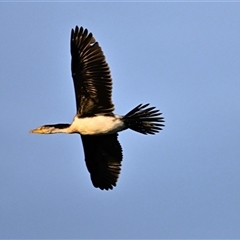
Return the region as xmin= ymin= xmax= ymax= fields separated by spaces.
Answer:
xmin=71 ymin=26 xmax=114 ymax=117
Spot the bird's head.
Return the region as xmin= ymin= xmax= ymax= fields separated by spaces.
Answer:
xmin=29 ymin=124 xmax=71 ymax=134
xmin=30 ymin=125 xmax=57 ymax=134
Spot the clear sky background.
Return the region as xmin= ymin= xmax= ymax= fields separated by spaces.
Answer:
xmin=1 ymin=2 xmax=240 ymax=239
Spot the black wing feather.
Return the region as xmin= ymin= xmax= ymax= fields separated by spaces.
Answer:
xmin=81 ymin=134 xmax=122 ymax=190
xmin=71 ymin=26 xmax=114 ymax=117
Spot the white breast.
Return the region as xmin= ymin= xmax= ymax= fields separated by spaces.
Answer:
xmin=69 ymin=115 xmax=125 ymax=135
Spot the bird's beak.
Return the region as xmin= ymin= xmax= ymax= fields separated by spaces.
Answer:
xmin=29 ymin=128 xmax=43 ymax=134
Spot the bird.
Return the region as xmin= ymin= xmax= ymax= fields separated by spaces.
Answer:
xmin=30 ymin=26 xmax=165 ymax=190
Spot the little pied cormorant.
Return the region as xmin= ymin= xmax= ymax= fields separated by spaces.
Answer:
xmin=30 ymin=26 xmax=165 ymax=190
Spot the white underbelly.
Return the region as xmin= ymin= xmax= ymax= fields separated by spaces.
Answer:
xmin=69 ymin=115 xmax=125 ymax=135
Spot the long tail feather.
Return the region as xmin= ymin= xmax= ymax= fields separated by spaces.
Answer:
xmin=123 ymin=104 xmax=165 ymax=135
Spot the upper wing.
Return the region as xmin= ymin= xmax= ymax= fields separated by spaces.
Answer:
xmin=81 ymin=134 xmax=122 ymax=190
xmin=71 ymin=26 xmax=114 ymax=117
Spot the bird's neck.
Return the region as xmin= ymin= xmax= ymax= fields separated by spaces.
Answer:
xmin=49 ymin=124 xmax=72 ymax=134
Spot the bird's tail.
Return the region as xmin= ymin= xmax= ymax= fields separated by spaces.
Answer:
xmin=123 ymin=103 xmax=164 ymax=135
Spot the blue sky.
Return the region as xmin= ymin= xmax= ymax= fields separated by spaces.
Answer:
xmin=1 ymin=2 xmax=240 ymax=239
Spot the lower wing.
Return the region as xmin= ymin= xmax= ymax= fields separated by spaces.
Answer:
xmin=81 ymin=133 xmax=122 ymax=190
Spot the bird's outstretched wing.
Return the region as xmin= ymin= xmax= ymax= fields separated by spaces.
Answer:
xmin=81 ymin=134 xmax=122 ymax=190
xmin=71 ymin=26 xmax=114 ymax=117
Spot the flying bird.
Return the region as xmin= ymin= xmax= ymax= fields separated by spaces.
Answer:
xmin=30 ymin=26 xmax=165 ymax=190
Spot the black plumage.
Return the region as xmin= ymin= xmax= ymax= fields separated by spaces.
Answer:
xmin=71 ymin=26 xmax=121 ymax=190
xmin=71 ymin=26 xmax=114 ymax=117
xmin=81 ymin=134 xmax=122 ymax=190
